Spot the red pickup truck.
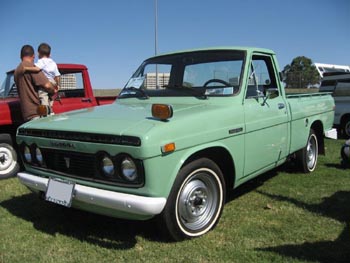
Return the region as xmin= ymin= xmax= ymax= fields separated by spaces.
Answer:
xmin=0 ymin=64 xmax=117 ymax=179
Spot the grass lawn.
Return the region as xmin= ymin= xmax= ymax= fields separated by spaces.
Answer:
xmin=0 ymin=139 xmax=349 ymax=263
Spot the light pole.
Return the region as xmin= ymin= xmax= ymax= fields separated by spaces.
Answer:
xmin=155 ymin=0 xmax=159 ymax=89
xmin=155 ymin=0 xmax=158 ymax=56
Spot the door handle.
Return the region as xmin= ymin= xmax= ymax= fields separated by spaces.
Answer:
xmin=81 ymin=98 xmax=92 ymax=103
xmin=278 ymin=103 xmax=285 ymax=109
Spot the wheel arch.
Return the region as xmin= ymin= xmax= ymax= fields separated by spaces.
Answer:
xmin=310 ymin=120 xmax=325 ymax=155
xmin=0 ymin=133 xmax=13 ymax=142
xmin=181 ymin=146 xmax=236 ymax=191
xmin=0 ymin=125 xmax=19 ymax=145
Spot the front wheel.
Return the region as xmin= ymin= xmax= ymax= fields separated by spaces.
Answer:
xmin=296 ymin=129 xmax=318 ymax=173
xmin=160 ymin=158 xmax=225 ymax=241
xmin=0 ymin=135 xmax=20 ymax=179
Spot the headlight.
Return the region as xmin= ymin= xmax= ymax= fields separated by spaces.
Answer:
xmin=101 ymin=156 xmax=115 ymax=177
xmin=35 ymin=147 xmax=44 ymax=165
xmin=121 ymin=157 xmax=138 ymax=181
xmin=24 ymin=145 xmax=32 ymax=163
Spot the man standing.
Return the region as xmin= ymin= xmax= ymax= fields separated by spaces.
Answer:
xmin=14 ymin=45 xmax=55 ymax=121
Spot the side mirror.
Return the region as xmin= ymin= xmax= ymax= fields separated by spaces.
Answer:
xmin=262 ymin=88 xmax=279 ymax=106
xmin=266 ymin=88 xmax=279 ymax=99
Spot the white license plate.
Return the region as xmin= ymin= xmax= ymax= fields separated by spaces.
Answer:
xmin=45 ymin=178 xmax=75 ymax=207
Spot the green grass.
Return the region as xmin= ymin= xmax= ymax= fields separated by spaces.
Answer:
xmin=1 ymin=139 xmax=349 ymax=263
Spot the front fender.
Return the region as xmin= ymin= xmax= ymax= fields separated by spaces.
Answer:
xmin=143 ymin=136 xmax=243 ymax=199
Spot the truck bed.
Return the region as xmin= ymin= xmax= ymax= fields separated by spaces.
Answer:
xmin=286 ymin=92 xmax=335 ymax=153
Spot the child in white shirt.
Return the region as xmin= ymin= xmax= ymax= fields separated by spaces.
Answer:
xmin=24 ymin=43 xmax=60 ymax=114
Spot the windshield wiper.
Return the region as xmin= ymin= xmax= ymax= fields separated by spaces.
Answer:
xmin=120 ymin=87 xmax=149 ymax=99
xmin=164 ymin=84 xmax=207 ymax=99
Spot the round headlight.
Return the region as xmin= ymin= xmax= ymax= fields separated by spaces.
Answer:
xmin=101 ymin=156 xmax=115 ymax=177
xmin=121 ymin=157 xmax=138 ymax=181
xmin=24 ymin=145 xmax=32 ymax=163
xmin=35 ymin=147 xmax=44 ymax=165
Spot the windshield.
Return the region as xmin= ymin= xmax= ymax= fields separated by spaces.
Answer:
xmin=119 ymin=50 xmax=245 ymax=99
xmin=0 ymin=72 xmax=16 ymax=98
xmin=0 ymin=78 xmax=5 ymax=97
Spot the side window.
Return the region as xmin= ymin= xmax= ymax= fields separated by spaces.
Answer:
xmin=7 ymin=74 xmax=17 ymax=97
xmin=246 ymin=55 xmax=278 ymax=98
xmin=0 ymin=73 xmax=17 ymax=97
xmin=334 ymin=78 xmax=350 ymax=97
xmin=58 ymin=72 xmax=85 ymax=98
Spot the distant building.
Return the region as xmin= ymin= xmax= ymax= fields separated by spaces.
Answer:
xmin=145 ymin=73 xmax=170 ymax=89
xmin=60 ymin=74 xmax=77 ymax=90
xmin=314 ymin=63 xmax=350 ymax=78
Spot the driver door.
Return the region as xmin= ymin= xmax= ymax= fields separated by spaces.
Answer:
xmin=53 ymin=72 xmax=95 ymax=113
xmin=243 ymin=54 xmax=289 ymax=176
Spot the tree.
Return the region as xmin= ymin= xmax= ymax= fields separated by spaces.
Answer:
xmin=282 ymin=56 xmax=320 ymax=89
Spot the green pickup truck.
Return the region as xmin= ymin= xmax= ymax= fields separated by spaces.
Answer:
xmin=16 ymin=47 xmax=336 ymax=240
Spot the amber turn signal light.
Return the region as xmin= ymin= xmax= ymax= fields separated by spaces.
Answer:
xmin=152 ymin=104 xmax=173 ymax=120
xmin=161 ymin=142 xmax=176 ymax=154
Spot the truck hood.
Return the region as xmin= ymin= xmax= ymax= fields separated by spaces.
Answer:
xmin=19 ymin=99 xmax=209 ymax=136
xmin=18 ymin=98 xmax=241 ymax=158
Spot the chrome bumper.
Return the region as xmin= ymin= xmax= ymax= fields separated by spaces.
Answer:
xmin=17 ymin=172 xmax=166 ymax=217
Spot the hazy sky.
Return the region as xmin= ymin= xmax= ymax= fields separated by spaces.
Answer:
xmin=0 ymin=0 xmax=349 ymax=88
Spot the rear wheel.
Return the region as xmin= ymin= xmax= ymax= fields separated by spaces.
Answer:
xmin=160 ymin=158 xmax=225 ymax=241
xmin=340 ymin=142 xmax=350 ymax=168
xmin=0 ymin=134 xmax=20 ymax=179
xmin=342 ymin=117 xmax=350 ymax=138
xmin=296 ymin=129 xmax=318 ymax=173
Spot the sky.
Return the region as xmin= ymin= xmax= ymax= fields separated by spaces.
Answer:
xmin=0 ymin=0 xmax=349 ymax=89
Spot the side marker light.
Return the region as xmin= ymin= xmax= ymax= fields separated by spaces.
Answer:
xmin=161 ymin=142 xmax=176 ymax=154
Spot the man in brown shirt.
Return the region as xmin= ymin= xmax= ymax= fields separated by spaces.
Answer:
xmin=14 ymin=45 xmax=55 ymax=121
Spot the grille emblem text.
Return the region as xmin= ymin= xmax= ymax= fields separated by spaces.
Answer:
xmin=50 ymin=141 xmax=76 ymax=149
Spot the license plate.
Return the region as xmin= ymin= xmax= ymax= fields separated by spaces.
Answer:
xmin=45 ymin=178 xmax=75 ymax=207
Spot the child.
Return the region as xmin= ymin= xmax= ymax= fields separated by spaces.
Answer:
xmin=24 ymin=43 xmax=60 ymax=114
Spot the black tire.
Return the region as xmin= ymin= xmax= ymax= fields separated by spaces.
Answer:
xmin=296 ymin=129 xmax=318 ymax=173
xmin=340 ymin=144 xmax=349 ymax=167
xmin=0 ymin=134 xmax=20 ymax=179
xmin=342 ymin=117 xmax=350 ymax=138
xmin=160 ymin=158 xmax=225 ymax=241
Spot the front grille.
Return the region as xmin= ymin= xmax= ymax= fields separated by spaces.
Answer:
xmin=42 ymin=149 xmax=96 ymax=178
xmin=25 ymin=147 xmax=145 ymax=188
xmin=18 ymin=128 xmax=141 ymax=146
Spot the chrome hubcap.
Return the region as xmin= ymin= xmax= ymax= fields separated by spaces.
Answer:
xmin=0 ymin=146 xmax=15 ymax=174
xmin=182 ymin=181 xmax=208 ymax=220
xmin=306 ymin=135 xmax=317 ymax=170
xmin=177 ymin=169 xmax=220 ymax=232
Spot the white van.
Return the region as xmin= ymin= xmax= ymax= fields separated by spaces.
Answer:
xmin=320 ymin=72 xmax=350 ymax=137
